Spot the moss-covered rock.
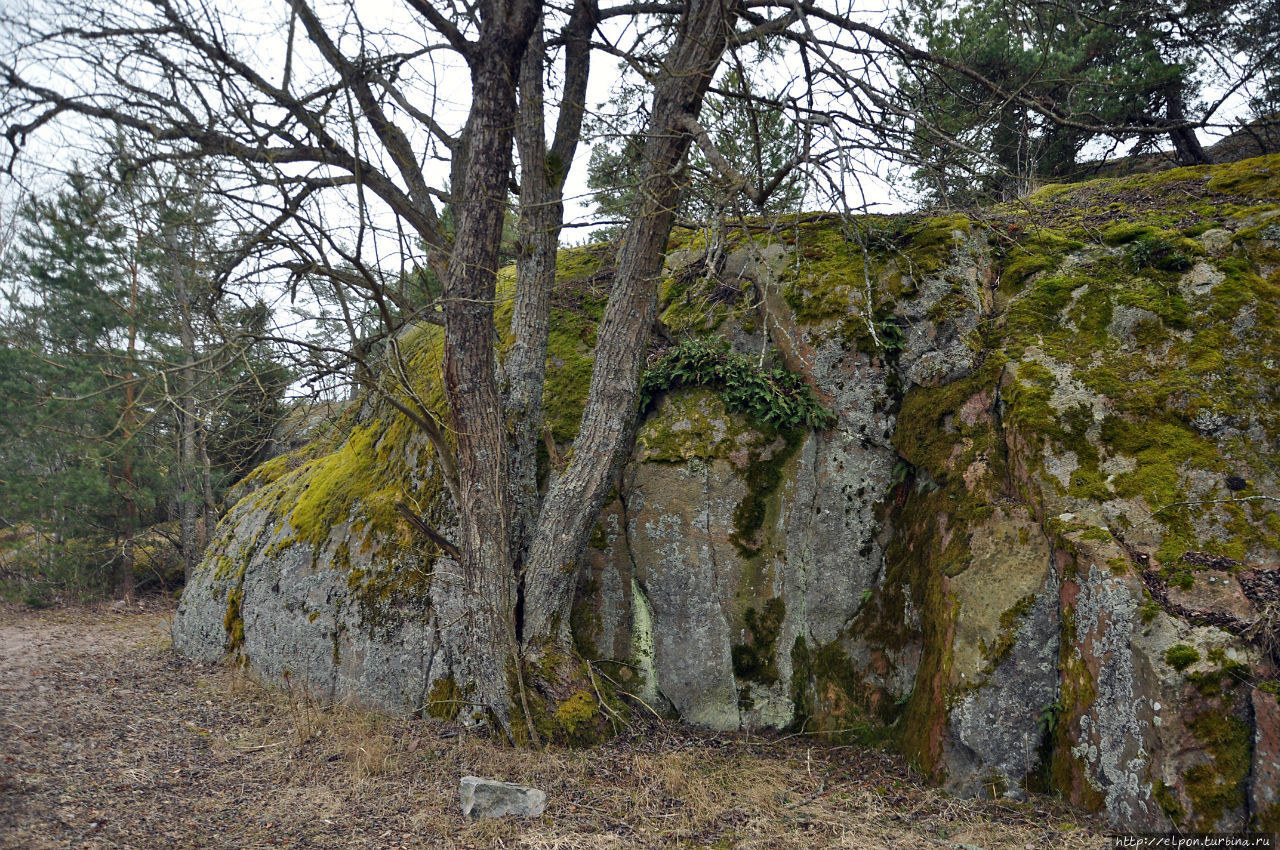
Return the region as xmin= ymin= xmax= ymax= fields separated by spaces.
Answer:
xmin=176 ymin=156 xmax=1280 ymax=832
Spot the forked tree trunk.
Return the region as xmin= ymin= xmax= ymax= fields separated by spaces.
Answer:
xmin=519 ymin=0 xmax=737 ymax=660
xmin=505 ymin=1 xmax=594 ymax=564
xmin=443 ymin=0 xmax=736 ymax=736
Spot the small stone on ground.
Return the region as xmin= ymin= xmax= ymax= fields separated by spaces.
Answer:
xmin=459 ymin=775 xmax=547 ymax=819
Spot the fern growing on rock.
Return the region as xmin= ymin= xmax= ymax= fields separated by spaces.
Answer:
xmin=640 ymin=336 xmax=835 ymax=430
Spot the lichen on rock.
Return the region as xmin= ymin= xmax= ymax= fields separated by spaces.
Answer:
xmin=174 ymin=156 xmax=1280 ymax=832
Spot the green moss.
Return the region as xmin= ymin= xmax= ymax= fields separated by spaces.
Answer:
xmin=1100 ymin=416 xmax=1223 ymax=532
xmin=802 ymin=640 xmax=895 ymax=745
xmin=893 ymin=357 xmax=1005 ymax=480
xmin=1102 ymin=223 xmax=1162 ymax=245
xmin=658 ymin=261 xmax=756 ymax=337
xmin=1258 ymin=802 xmax=1280 ymax=834
xmin=284 ymin=420 xmax=398 ymax=547
xmin=553 ymin=690 xmax=601 ymax=742
xmin=998 ymin=231 xmax=1082 ymax=292
xmin=1005 ymin=362 xmax=1056 ymax=434
xmin=782 ymin=225 xmax=865 ymax=325
xmin=778 ymin=214 xmax=968 ymax=332
xmin=542 ymin=308 xmax=596 ymax=443
xmin=224 ymin=586 xmax=244 ymax=653
xmin=1188 ymin=656 xmax=1252 ymax=698
xmin=900 ymin=214 xmax=971 ymax=276
xmin=731 ymin=428 xmax=803 ymax=557
xmin=1205 ymin=153 xmax=1280 ymax=198
xmin=732 ymin=597 xmax=786 ymax=686
xmin=554 ymin=244 xmax=606 ymax=281
xmin=1115 ymin=273 xmax=1192 ymax=324
xmin=1164 ymin=644 xmax=1200 ymax=671
xmin=1005 ymin=271 xmax=1089 ymax=346
xmin=236 ymin=445 xmax=320 ymax=493
xmin=981 ymin=594 xmax=1036 ymax=669
xmin=636 ymin=388 xmax=751 ymax=463
xmin=1184 ymin=711 xmax=1252 ymax=830
xmin=426 ymin=675 xmax=463 ymax=721
xmin=1153 ymin=779 xmax=1185 ymax=823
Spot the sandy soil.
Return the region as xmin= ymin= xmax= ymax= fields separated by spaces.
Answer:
xmin=0 ymin=601 xmax=1110 ymax=849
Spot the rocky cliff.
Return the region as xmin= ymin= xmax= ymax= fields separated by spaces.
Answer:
xmin=173 ymin=154 xmax=1280 ymax=831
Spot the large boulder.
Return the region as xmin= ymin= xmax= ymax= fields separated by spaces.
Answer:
xmin=175 ymin=155 xmax=1280 ymax=831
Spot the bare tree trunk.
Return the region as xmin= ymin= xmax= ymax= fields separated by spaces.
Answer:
xmin=520 ymin=0 xmax=736 ymax=654
xmin=440 ymin=0 xmax=540 ymax=737
xmin=118 ymin=254 xmax=140 ymax=601
xmin=168 ymin=227 xmax=202 ymax=583
xmin=198 ymin=426 xmax=217 ymax=546
xmin=505 ymin=2 xmax=594 ymax=560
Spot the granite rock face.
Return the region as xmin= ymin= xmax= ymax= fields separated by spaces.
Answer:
xmin=175 ymin=155 xmax=1280 ymax=830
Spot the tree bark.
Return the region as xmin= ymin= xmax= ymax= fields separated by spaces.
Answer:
xmin=168 ymin=226 xmax=202 ymax=584
xmin=439 ymin=0 xmax=540 ymax=736
xmin=1166 ymin=83 xmax=1209 ymax=165
xmin=117 ymin=252 xmax=140 ymax=601
xmin=520 ymin=0 xmax=737 ymax=653
xmin=505 ymin=1 xmax=595 ymax=563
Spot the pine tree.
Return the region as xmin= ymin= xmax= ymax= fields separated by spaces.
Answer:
xmin=0 ymin=169 xmax=145 ymax=595
xmin=894 ymin=0 xmax=1258 ymax=205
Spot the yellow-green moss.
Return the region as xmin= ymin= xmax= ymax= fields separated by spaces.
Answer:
xmin=1153 ymin=779 xmax=1186 ymax=823
xmin=1206 ymin=153 xmax=1280 ymax=198
xmin=1164 ymin=644 xmax=1200 ymax=672
xmin=998 ymin=231 xmax=1082 ymax=292
xmin=777 ymin=214 xmax=969 ymax=333
xmin=224 ymin=586 xmax=244 ymax=653
xmin=236 ymin=451 xmax=302 ymax=493
xmin=426 ymin=675 xmax=463 ymax=721
xmin=553 ymin=690 xmax=601 ymax=740
xmin=980 ymin=594 xmax=1036 ymax=669
xmin=635 ymin=389 xmax=752 ymax=463
xmin=1187 ymin=652 xmax=1252 ymax=699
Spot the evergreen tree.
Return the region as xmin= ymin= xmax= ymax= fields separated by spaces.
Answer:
xmin=0 ymin=157 xmax=292 ymax=598
xmin=895 ymin=0 xmax=1259 ymax=205
xmin=0 ymin=169 xmax=150 ymax=595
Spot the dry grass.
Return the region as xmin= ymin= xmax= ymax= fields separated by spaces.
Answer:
xmin=0 ymin=601 xmax=1110 ymax=849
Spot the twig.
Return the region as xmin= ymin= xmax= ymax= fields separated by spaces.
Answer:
xmin=234 ymin=740 xmax=286 ymax=751
xmin=1145 ymin=494 xmax=1278 ymax=522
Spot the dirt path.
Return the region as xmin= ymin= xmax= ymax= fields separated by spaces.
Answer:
xmin=0 ymin=602 xmax=1109 ymax=849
